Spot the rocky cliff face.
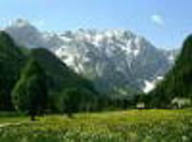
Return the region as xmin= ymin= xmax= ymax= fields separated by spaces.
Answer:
xmin=5 ymin=19 xmax=177 ymax=97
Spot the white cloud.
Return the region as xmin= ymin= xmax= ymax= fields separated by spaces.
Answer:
xmin=151 ymin=14 xmax=165 ymax=26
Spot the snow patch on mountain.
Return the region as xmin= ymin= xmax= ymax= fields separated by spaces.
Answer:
xmin=143 ymin=80 xmax=156 ymax=93
xmin=3 ymin=19 xmax=178 ymax=96
xmin=143 ymin=76 xmax=163 ymax=93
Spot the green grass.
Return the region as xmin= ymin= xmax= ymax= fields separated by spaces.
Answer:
xmin=0 ymin=109 xmax=192 ymax=142
xmin=0 ymin=112 xmax=28 ymax=124
xmin=0 ymin=116 xmax=27 ymax=124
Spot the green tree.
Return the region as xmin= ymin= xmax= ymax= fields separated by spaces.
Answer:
xmin=12 ymin=59 xmax=48 ymax=121
xmin=62 ymin=88 xmax=97 ymax=117
xmin=62 ymin=88 xmax=81 ymax=117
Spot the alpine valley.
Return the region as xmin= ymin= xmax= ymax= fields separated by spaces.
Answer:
xmin=4 ymin=19 xmax=178 ymax=98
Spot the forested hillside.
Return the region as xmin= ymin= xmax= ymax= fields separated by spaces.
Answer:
xmin=0 ymin=31 xmax=26 ymax=110
xmin=147 ymin=35 xmax=192 ymax=108
xmin=0 ymin=31 xmax=100 ymax=115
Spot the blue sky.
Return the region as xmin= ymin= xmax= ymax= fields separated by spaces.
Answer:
xmin=0 ymin=0 xmax=191 ymax=49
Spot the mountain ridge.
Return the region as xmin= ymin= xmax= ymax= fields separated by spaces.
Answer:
xmin=3 ymin=19 xmax=178 ymax=96
xmin=0 ymin=31 xmax=98 ymax=111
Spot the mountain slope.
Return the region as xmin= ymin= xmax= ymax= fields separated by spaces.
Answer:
xmin=148 ymin=35 xmax=192 ymax=108
xmin=4 ymin=19 xmax=177 ymax=97
xmin=29 ymin=48 xmax=97 ymax=93
xmin=5 ymin=19 xmax=49 ymax=49
xmin=0 ymin=31 xmax=26 ymax=110
xmin=55 ymin=29 xmax=173 ymax=97
xmin=0 ymin=31 xmax=97 ymax=111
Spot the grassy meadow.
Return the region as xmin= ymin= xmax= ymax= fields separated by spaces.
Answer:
xmin=0 ymin=109 xmax=191 ymax=142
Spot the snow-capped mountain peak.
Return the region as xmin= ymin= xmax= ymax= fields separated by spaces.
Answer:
xmin=11 ymin=18 xmax=30 ymax=28
xmin=53 ymin=29 xmax=174 ymax=94
xmin=3 ymin=19 xmax=178 ymax=95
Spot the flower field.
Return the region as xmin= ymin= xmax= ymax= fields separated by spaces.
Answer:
xmin=0 ymin=109 xmax=192 ymax=142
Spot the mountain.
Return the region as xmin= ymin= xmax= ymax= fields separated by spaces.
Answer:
xmin=55 ymin=29 xmax=174 ymax=96
xmin=5 ymin=19 xmax=49 ymax=49
xmin=0 ymin=31 xmax=97 ymax=111
xmin=29 ymin=48 xmax=96 ymax=94
xmin=148 ymin=35 xmax=192 ymax=108
xmin=4 ymin=19 xmax=177 ymax=97
xmin=29 ymin=48 xmax=99 ymax=111
xmin=5 ymin=19 xmax=63 ymax=50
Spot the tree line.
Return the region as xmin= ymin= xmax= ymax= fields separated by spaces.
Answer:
xmin=0 ymin=32 xmax=138 ymax=120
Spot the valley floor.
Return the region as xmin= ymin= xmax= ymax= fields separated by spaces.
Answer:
xmin=0 ymin=109 xmax=192 ymax=142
